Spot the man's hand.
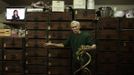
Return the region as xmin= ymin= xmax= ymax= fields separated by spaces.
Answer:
xmin=45 ymin=41 xmax=53 ymax=46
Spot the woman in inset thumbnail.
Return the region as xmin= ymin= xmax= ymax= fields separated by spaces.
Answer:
xmin=12 ymin=10 xmax=20 ymax=20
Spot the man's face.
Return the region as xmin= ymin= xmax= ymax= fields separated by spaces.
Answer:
xmin=70 ymin=23 xmax=80 ymax=34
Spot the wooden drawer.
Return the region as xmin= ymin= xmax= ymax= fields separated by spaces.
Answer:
xmin=48 ymin=48 xmax=71 ymax=58
xmin=4 ymin=38 xmax=23 ymax=48
xmin=120 ymin=41 xmax=134 ymax=52
xmin=48 ymin=58 xmax=70 ymax=66
xmin=97 ymin=40 xmax=119 ymax=51
xmin=27 ymin=30 xmax=47 ymax=38
xmin=3 ymin=61 xmax=23 ymax=73
xmin=0 ymin=61 xmax=2 ymax=71
xmin=26 ymin=22 xmax=48 ymax=29
xmin=26 ymin=39 xmax=46 ymax=47
xmin=26 ymin=48 xmax=48 ymax=56
xmin=97 ymin=30 xmax=118 ymax=39
xmin=3 ymin=73 xmax=23 ymax=75
xmin=120 ymin=30 xmax=134 ymax=40
xmin=97 ymin=52 xmax=117 ymax=63
xmin=120 ymin=18 xmax=134 ymax=29
xmin=50 ymin=12 xmax=72 ymax=20
xmin=118 ymin=64 xmax=133 ymax=75
xmin=26 ymin=12 xmax=49 ymax=21
xmin=26 ymin=57 xmax=47 ymax=65
xmin=50 ymin=22 xmax=70 ymax=30
xmin=49 ymin=31 xmax=70 ymax=39
xmin=0 ymin=50 xmax=2 ymax=60
xmin=64 ymin=0 xmax=73 ymax=5
xmin=80 ymin=22 xmax=96 ymax=30
xmin=26 ymin=65 xmax=47 ymax=74
xmin=26 ymin=74 xmax=45 ymax=75
xmin=4 ymin=49 xmax=23 ymax=60
xmin=98 ymin=18 xmax=119 ymax=29
xmin=97 ymin=64 xmax=116 ymax=75
xmin=118 ymin=52 xmax=134 ymax=63
xmin=48 ymin=67 xmax=70 ymax=75
xmin=74 ymin=9 xmax=96 ymax=20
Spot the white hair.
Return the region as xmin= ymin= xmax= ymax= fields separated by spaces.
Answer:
xmin=71 ymin=21 xmax=80 ymax=26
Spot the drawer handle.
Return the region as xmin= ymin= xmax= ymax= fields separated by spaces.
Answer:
xmin=4 ymin=55 xmax=6 ymax=59
xmin=48 ymin=71 xmax=51 ymax=75
xmin=48 ymin=62 xmax=52 ymax=66
xmin=48 ymin=53 xmax=51 ymax=57
xmin=5 ymin=66 xmax=8 ymax=71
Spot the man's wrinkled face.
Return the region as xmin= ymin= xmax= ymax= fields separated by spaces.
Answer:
xmin=70 ymin=23 xmax=80 ymax=34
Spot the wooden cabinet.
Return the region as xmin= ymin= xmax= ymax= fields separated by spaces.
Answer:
xmin=96 ymin=18 xmax=134 ymax=75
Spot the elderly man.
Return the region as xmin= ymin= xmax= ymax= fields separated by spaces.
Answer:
xmin=45 ymin=20 xmax=96 ymax=75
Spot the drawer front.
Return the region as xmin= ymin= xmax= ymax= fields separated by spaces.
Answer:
xmin=26 ymin=57 xmax=47 ymax=65
xmin=97 ymin=30 xmax=118 ymax=39
xmin=118 ymin=52 xmax=134 ymax=64
xmin=26 ymin=65 xmax=47 ymax=74
xmin=50 ymin=22 xmax=70 ymax=30
xmin=26 ymin=12 xmax=49 ymax=21
xmin=26 ymin=48 xmax=47 ymax=56
xmin=97 ymin=64 xmax=116 ymax=75
xmin=120 ymin=41 xmax=134 ymax=52
xmin=97 ymin=52 xmax=117 ymax=63
xmin=97 ymin=40 xmax=119 ymax=51
xmin=120 ymin=30 xmax=134 ymax=40
xmin=80 ymin=22 xmax=96 ymax=30
xmin=3 ymin=61 xmax=23 ymax=73
xmin=75 ymin=9 xmax=96 ymax=20
xmin=48 ymin=67 xmax=70 ymax=75
xmin=4 ymin=38 xmax=23 ymax=48
xmin=48 ymin=58 xmax=71 ymax=66
xmin=49 ymin=31 xmax=70 ymax=39
xmin=48 ymin=48 xmax=71 ymax=58
xmin=4 ymin=49 xmax=23 ymax=60
xmin=3 ymin=73 xmax=23 ymax=75
xmin=98 ymin=18 xmax=119 ymax=29
xmin=0 ymin=50 xmax=2 ymax=60
xmin=118 ymin=64 xmax=134 ymax=75
xmin=50 ymin=12 xmax=72 ymax=20
xmin=64 ymin=0 xmax=73 ymax=5
xmin=27 ymin=30 xmax=47 ymax=38
xmin=26 ymin=39 xmax=46 ymax=47
xmin=120 ymin=18 xmax=134 ymax=29
xmin=0 ymin=61 xmax=2 ymax=72
xmin=26 ymin=22 xmax=48 ymax=29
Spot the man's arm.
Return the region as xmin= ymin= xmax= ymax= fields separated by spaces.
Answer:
xmin=45 ymin=42 xmax=64 ymax=48
xmin=80 ymin=44 xmax=96 ymax=51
